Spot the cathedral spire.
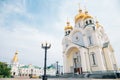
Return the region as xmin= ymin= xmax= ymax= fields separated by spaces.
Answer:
xmin=78 ymin=3 xmax=82 ymax=13
xmin=84 ymin=6 xmax=88 ymax=14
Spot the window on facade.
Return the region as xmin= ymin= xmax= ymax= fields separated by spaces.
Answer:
xmin=68 ymin=31 xmax=70 ymax=34
xmin=92 ymin=54 xmax=96 ymax=65
xmin=79 ymin=23 xmax=81 ymax=27
xmin=88 ymin=36 xmax=93 ymax=45
xmin=86 ymin=21 xmax=89 ymax=25
xmin=90 ymin=53 xmax=97 ymax=66
xmin=65 ymin=31 xmax=67 ymax=36
xmin=89 ymin=20 xmax=92 ymax=24
xmin=93 ymin=26 xmax=95 ymax=30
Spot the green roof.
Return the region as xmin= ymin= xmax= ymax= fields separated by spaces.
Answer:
xmin=20 ymin=65 xmax=41 ymax=69
xmin=20 ymin=65 xmax=29 ymax=68
xmin=47 ymin=64 xmax=55 ymax=69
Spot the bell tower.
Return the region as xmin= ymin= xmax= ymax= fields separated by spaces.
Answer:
xmin=11 ymin=51 xmax=19 ymax=76
xmin=12 ymin=51 xmax=19 ymax=65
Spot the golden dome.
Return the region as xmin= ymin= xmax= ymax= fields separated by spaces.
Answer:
xmin=75 ymin=9 xmax=85 ymax=23
xmin=64 ymin=22 xmax=73 ymax=30
xmin=75 ymin=9 xmax=93 ymax=23
xmin=12 ymin=51 xmax=18 ymax=63
xmin=83 ymin=10 xmax=93 ymax=20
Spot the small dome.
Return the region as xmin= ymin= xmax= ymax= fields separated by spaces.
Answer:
xmin=96 ymin=21 xmax=103 ymax=28
xmin=64 ymin=22 xmax=73 ymax=30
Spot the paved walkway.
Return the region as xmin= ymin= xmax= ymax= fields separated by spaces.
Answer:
xmin=0 ymin=78 xmax=119 ymax=80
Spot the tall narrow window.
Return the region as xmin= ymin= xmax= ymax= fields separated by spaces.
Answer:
xmin=68 ymin=31 xmax=70 ymax=34
xmin=90 ymin=53 xmax=97 ymax=66
xmin=88 ymin=36 xmax=92 ymax=45
xmin=89 ymin=20 xmax=92 ymax=24
xmin=79 ymin=23 xmax=81 ymax=28
xmin=86 ymin=21 xmax=88 ymax=25
xmin=92 ymin=54 xmax=96 ymax=65
xmin=87 ymin=30 xmax=94 ymax=46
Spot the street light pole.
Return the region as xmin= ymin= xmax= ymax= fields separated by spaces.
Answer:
xmin=56 ymin=61 xmax=59 ymax=76
xmin=41 ymin=42 xmax=51 ymax=80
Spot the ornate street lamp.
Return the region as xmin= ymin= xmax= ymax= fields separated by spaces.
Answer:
xmin=56 ymin=61 xmax=59 ymax=76
xmin=41 ymin=42 xmax=51 ymax=80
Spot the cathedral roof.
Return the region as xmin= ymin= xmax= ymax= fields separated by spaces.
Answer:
xmin=12 ymin=51 xmax=18 ymax=63
xmin=64 ymin=22 xmax=73 ymax=30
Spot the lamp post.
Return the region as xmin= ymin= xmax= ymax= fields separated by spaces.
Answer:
xmin=56 ymin=61 xmax=59 ymax=76
xmin=31 ymin=69 xmax=33 ymax=78
xmin=41 ymin=42 xmax=51 ymax=80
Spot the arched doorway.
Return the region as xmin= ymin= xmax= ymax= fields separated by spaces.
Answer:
xmin=66 ymin=47 xmax=82 ymax=74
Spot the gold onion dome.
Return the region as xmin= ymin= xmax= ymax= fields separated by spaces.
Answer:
xmin=64 ymin=22 xmax=73 ymax=30
xmin=83 ymin=10 xmax=93 ymax=20
xmin=12 ymin=51 xmax=18 ymax=63
xmin=75 ymin=9 xmax=93 ymax=23
xmin=75 ymin=9 xmax=85 ymax=23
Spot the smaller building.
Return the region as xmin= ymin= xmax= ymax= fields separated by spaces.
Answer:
xmin=19 ymin=64 xmax=41 ymax=77
xmin=10 ymin=51 xmax=42 ymax=78
xmin=46 ymin=64 xmax=63 ymax=76
xmin=10 ymin=51 xmax=63 ymax=77
xmin=46 ymin=64 xmax=56 ymax=76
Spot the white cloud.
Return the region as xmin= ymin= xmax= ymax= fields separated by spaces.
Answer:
xmin=0 ymin=22 xmax=63 ymax=67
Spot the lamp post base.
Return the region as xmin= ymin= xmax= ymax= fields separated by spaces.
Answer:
xmin=42 ymin=75 xmax=47 ymax=80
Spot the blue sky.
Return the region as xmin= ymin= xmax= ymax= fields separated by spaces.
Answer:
xmin=0 ymin=0 xmax=120 ymax=68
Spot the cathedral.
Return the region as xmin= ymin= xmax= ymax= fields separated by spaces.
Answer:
xmin=62 ymin=7 xmax=118 ymax=74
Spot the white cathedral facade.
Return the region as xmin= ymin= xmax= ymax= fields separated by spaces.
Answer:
xmin=62 ymin=8 xmax=118 ymax=74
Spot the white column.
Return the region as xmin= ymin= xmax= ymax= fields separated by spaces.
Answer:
xmin=63 ymin=53 xmax=67 ymax=73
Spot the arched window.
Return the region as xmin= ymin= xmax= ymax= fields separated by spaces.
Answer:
xmin=89 ymin=20 xmax=92 ymax=24
xmin=86 ymin=21 xmax=88 ymax=25
xmin=65 ymin=31 xmax=67 ymax=36
xmin=86 ymin=30 xmax=94 ymax=46
xmin=68 ymin=31 xmax=70 ymax=34
xmin=88 ymin=36 xmax=93 ymax=45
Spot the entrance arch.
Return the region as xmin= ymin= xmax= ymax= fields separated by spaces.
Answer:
xmin=65 ymin=46 xmax=82 ymax=74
